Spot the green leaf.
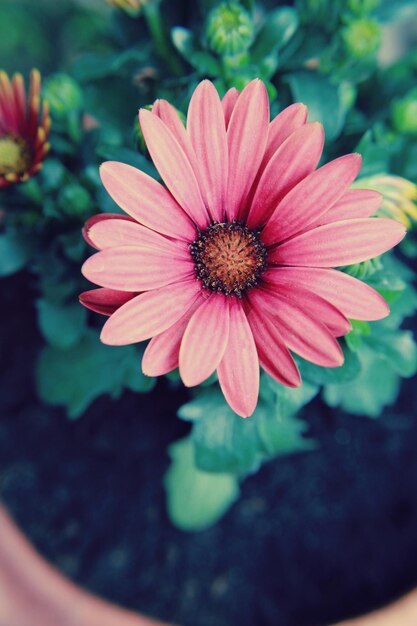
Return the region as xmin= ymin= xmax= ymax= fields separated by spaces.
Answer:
xmin=180 ymin=388 xmax=316 ymax=475
xmin=71 ymin=48 xmax=147 ymax=82
xmin=365 ymin=331 xmax=417 ymax=377
xmin=36 ymin=330 xmax=155 ymax=419
xmin=296 ymin=344 xmax=362 ymax=385
xmin=286 ymin=71 xmax=347 ymax=140
xmin=0 ymin=232 xmax=32 ymax=276
xmin=261 ymin=375 xmax=318 ymax=416
xmin=323 ymin=346 xmax=401 ymax=418
xmin=251 ymin=6 xmax=299 ymax=63
xmin=96 ymin=145 xmax=158 ymax=178
xmin=171 ymin=27 xmax=221 ymax=75
xmin=36 ymin=299 xmax=87 ymax=349
xmin=164 ymin=437 xmax=240 ymax=532
xmin=354 ymin=130 xmax=391 ymax=177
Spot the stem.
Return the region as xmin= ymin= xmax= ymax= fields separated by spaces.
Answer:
xmin=143 ymin=2 xmax=183 ymax=76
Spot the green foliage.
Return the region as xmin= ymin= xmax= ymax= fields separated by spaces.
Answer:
xmin=0 ymin=231 xmax=32 ymax=276
xmin=36 ymin=330 xmax=155 ymax=419
xmin=164 ymin=436 xmax=240 ymax=532
xmin=36 ymin=298 xmax=87 ymax=349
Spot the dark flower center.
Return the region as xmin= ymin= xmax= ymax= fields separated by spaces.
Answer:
xmin=0 ymin=134 xmax=31 ymax=176
xmin=190 ymin=221 xmax=268 ymax=297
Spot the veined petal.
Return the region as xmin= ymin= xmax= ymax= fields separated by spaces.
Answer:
xmin=264 ymin=267 xmax=390 ymax=321
xmin=247 ymin=122 xmax=324 ymax=227
xmin=262 ymin=281 xmax=351 ymax=337
xmin=139 ymin=108 xmax=210 ymax=228
xmin=250 ymin=288 xmax=344 ymax=367
xmin=82 ymin=246 xmax=194 ymax=291
xmin=245 ymin=301 xmax=301 ymax=387
xmin=100 ymin=162 xmax=196 ymax=241
xmin=142 ymin=299 xmax=201 ymax=376
xmin=179 ymin=294 xmax=230 ymax=386
xmin=83 ymin=213 xmax=135 ymax=250
xmin=262 ymin=153 xmax=363 ymax=245
xmin=222 ymin=87 xmax=240 ymax=128
xmin=79 ymin=288 xmax=137 ymax=316
xmin=187 ymin=80 xmax=228 ymax=222
xmin=227 ymin=80 xmax=269 ymax=221
xmin=101 ymin=279 xmax=202 ymax=346
xmin=269 ymin=218 xmax=406 ymax=267
xmin=86 ymin=217 xmax=188 ymax=255
xmin=217 ymin=300 xmax=259 ymax=418
xmin=264 ymin=103 xmax=308 ymax=164
xmin=318 ymin=189 xmax=382 ymax=225
xmin=152 ymin=99 xmax=192 ymax=157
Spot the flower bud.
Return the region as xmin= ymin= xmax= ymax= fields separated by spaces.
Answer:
xmin=58 ymin=182 xmax=92 ymax=218
xmin=341 ymin=18 xmax=381 ymax=58
xmin=347 ymin=0 xmax=380 ymax=15
xmin=206 ymin=2 xmax=254 ymax=56
xmin=353 ymin=174 xmax=417 ymax=229
xmin=43 ymin=74 xmax=83 ymax=120
xmin=391 ymin=88 xmax=417 ymax=136
xmin=104 ymin=0 xmax=147 ymax=16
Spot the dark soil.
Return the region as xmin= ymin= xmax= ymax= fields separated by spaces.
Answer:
xmin=1 ymin=272 xmax=417 ymax=626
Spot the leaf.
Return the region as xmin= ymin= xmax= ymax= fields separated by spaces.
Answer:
xmin=164 ymin=437 xmax=240 ymax=532
xmin=180 ymin=388 xmax=316 ymax=475
xmin=96 ymin=145 xmax=158 ymax=178
xmin=0 ymin=232 xmax=32 ymax=276
xmin=36 ymin=330 xmax=155 ymax=419
xmin=365 ymin=330 xmax=417 ymax=378
xmin=354 ymin=130 xmax=391 ymax=177
xmin=251 ymin=6 xmax=299 ymax=63
xmin=296 ymin=344 xmax=362 ymax=385
xmin=323 ymin=346 xmax=401 ymax=418
xmin=171 ymin=27 xmax=221 ymax=75
xmin=286 ymin=71 xmax=347 ymax=140
xmin=71 ymin=48 xmax=147 ymax=82
xmin=36 ymin=299 xmax=87 ymax=349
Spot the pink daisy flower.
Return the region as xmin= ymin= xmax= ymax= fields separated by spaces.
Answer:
xmin=80 ymin=79 xmax=405 ymax=417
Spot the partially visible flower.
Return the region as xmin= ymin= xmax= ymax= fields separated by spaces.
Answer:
xmin=0 ymin=69 xmax=50 ymax=188
xmin=80 ymin=80 xmax=405 ymax=417
xmin=354 ymin=174 xmax=417 ymax=229
xmin=206 ymin=1 xmax=254 ymax=56
xmin=391 ymin=87 xmax=417 ymax=136
xmin=341 ymin=18 xmax=381 ymax=58
xmin=104 ymin=0 xmax=146 ymax=16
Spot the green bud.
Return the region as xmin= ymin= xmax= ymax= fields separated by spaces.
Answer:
xmin=343 ymin=256 xmax=382 ymax=280
xmin=341 ymin=18 xmax=381 ymax=58
xmin=43 ymin=74 xmax=83 ymax=120
xmin=58 ymin=182 xmax=92 ymax=218
xmin=347 ymin=0 xmax=380 ymax=15
xmin=391 ymin=88 xmax=417 ymax=136
xmin=206 ymin=2 xmax=254 ymax=56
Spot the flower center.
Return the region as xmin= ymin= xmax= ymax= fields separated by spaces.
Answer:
xmin=190 ymin=222 xmax=268 ymax=297
xmin=0 ymin=135 xmax=31 ymax=176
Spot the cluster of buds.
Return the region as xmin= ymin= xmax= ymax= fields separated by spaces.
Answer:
xmin=205 ymin=1 xmax=254 ymax=56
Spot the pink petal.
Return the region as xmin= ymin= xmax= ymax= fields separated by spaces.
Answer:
xmin=263 ymin=267 xmax=389 ymax=320
xmin=142 ymin=300 xmax=201 ymax=376
xmin=261 ymin=280 xmax=351 ymax=336
xmin=86 ymin=218 xmax=188 ymax=254
xmin=250 ymin=288 xmax=344 ymax=367
xmin=263 ymin=103 xmax=308 ymax=164
xmin=152 ymin=99 xmax=192 ymax=157
xmin=187 ymin=80 xmax=228 ymax=222
xmin=179 ymin=294 xmax=230 ymax=386
xmin=245 ymin=301 xmax=301 ymax=387
xmin=318 ymin=189 xmax=382 ymax=224
xmin=79 ymin=288 xmax=137 ymax=316
xmin=222 ymin=88 xmax=240 ymax=128
xmin=82 ymin=246 xmax=194 ymax=291
xmin=100 ymin=162 xmax=196 ymax=241
xmin=217 ymin=300 xmax=259 ymax=418
xmin=82 ymin=213 xmax=135 ymax=250
xmin=246 ymin=122 xmax=324 ymax=227
xmin=226 ymin=80 xmax=269 ymax=221
xmin=262 ymin=153 xmax=363 ymax=245
xmin=269 ymin=218 xmax=406 ymax=267
xmin=139 ymin=108 xmax=210 ymax=228
xmin=101 ymin=279 xmax=202 ymax=345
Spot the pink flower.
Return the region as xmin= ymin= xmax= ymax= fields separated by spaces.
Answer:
xmin=80 ymin=80 xmax=405 ymax=417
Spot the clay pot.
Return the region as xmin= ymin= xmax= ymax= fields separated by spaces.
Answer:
xmin=0 ymin=505 xmax=172 ymax=626
xmin=1 ymin=503 xmax=416 ymax=626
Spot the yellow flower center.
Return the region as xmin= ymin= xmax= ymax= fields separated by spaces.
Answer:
xmin=191 ymin=222 xmax=268 ymax=297
xmin=0 ymin=135 xmax=31 ymax=176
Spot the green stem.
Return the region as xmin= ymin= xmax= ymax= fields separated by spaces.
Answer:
xmin=143 ymin=2 xmax=183 ymax=76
